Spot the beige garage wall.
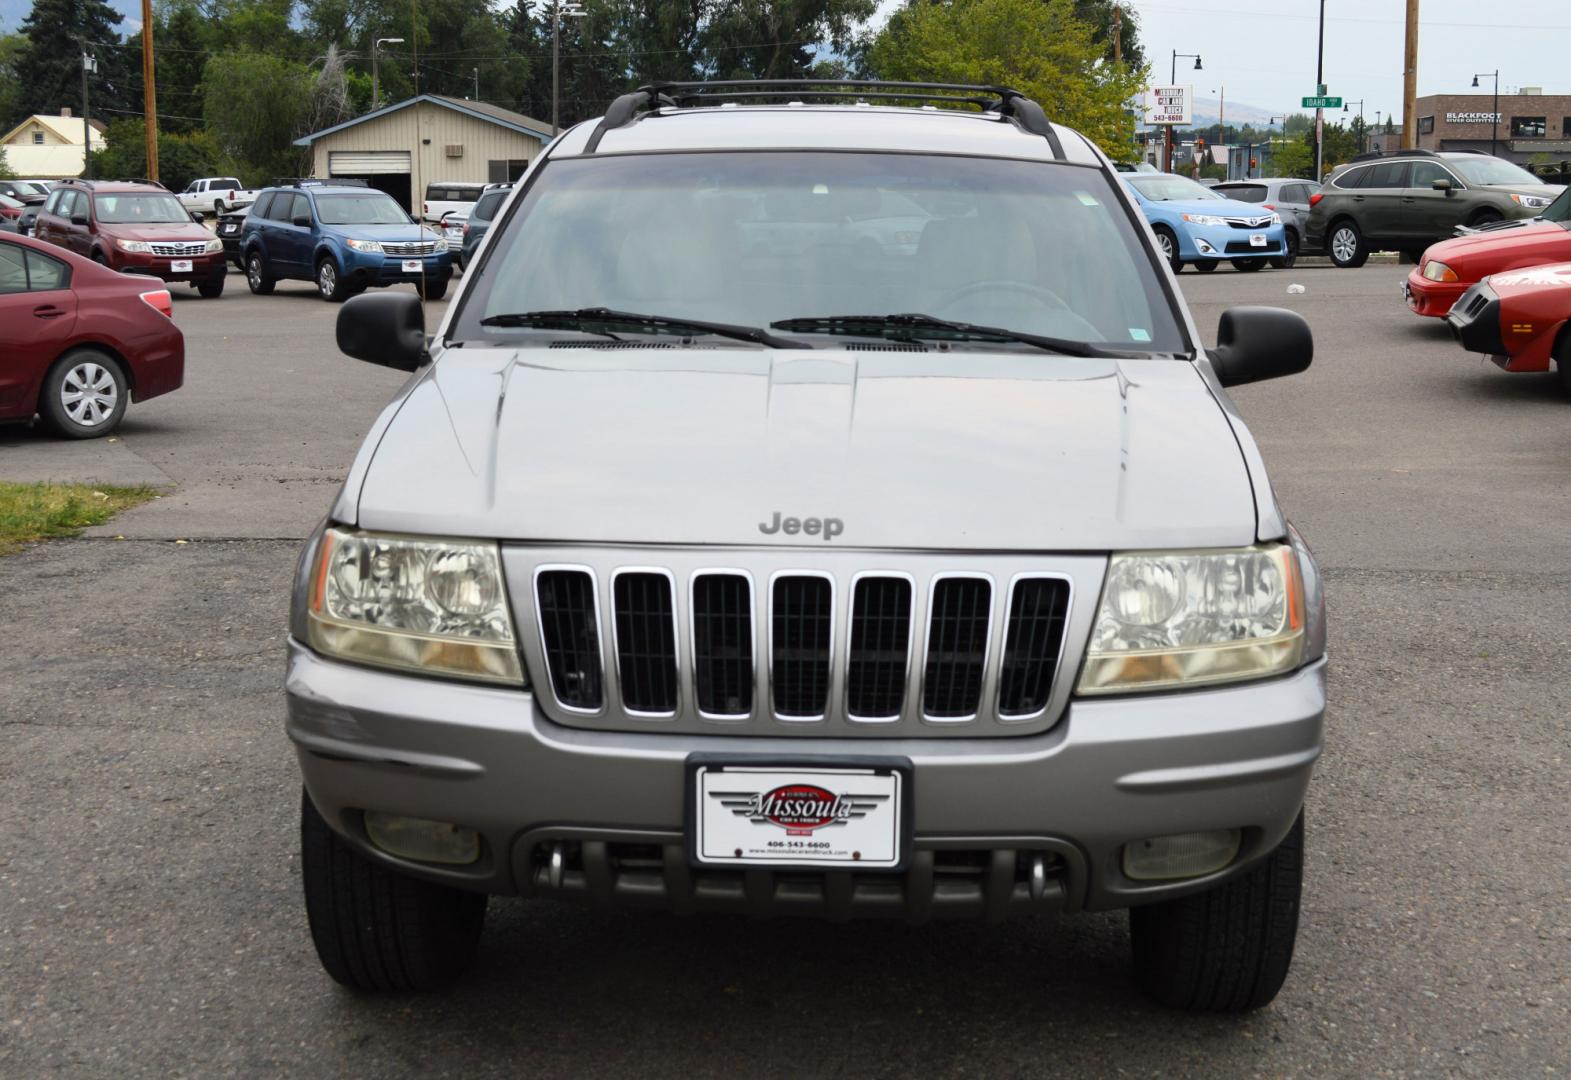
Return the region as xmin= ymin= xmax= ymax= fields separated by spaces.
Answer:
xmin=308 ymin=102 xmax=547 ymax=191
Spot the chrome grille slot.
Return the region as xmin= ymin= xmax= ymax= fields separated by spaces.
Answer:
xmin=923 ymin=577 xmax=992 ymax=719
xmin=770 ymin=575 xmax=833 ymax=719
xmin=151 ymin=242 xmax=208 ymax=256
xmin=845 ymin=576 xmax=912 ymax=720
xmin=535 ymin=569 xmax=603 ymax=711
xmin=612 ymin=571 xmax=678 ymax=715
xmin=506 ymin=548 xmax=1092 ymax=739
xmin=691 ymin=573 xmax=753 ymax=717
xmin=382 ymin=240 xmax=439 ymax=257
xmin=997 ymin=577 xmax=1071 ymax=718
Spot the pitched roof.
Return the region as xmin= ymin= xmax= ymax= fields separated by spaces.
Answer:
xmin=1 ymin=113 xmax=109 ymax=148
xmin=293 ymin=94 xmax=554 ymax=147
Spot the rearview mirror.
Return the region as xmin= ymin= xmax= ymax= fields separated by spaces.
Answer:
xmin=337 ymin=292 xmax=429 ymax=372
xmin=1432 ymin=178 xmax=1452 ymax=193
xmin=1207 ymin=307 xmax=1312 ymax=388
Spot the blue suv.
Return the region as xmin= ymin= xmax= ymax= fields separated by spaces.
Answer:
xmin=1122 ymin=173 xmax=1286 ymax=273
xmin=240 ymin=181 xmax=454 ymax=302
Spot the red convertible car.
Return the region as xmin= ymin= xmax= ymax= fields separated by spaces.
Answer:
xmin=1407 ymin=187 xmax=1571 ymax=318
xmin=1445 ymin=263 xmax=1571 ymax=394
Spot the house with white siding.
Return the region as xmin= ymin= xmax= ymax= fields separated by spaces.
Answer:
xmin=1 ymin=110 xmax=109 ymax=179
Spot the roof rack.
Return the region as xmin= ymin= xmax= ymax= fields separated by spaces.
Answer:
xmin=57 ymin=177 xmax=168 ymax=190
xmin=584 ymin=79 xmax=1063 ymax=158
xmin=1346 ymin=148 xmax=1441 ymax=163
xmin=270 ymin=177 xmax=370 ymax=188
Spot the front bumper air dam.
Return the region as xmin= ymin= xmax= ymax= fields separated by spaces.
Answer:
xmin=287 ymin=640 xmax=1325 ymax=916
xmin=1445 ymin=282 xmax=1507 ymax=356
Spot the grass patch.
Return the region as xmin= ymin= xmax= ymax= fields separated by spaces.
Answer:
xmin=0 ymin=482 xmax=159 ymax=554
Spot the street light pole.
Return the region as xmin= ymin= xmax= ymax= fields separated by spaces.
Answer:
xmin=1167 ymin=50 xmax=1202 ymax=173
xmin=373 ymin=37 xmax=404 ymax=110
xmin=551 ymin=0 xmax=588 ymax=136
xmin=1472 ymin=70 xmax=1499 ymax=157
xmin=1344 ymin=100 xmax=1366 ymax=153
xmin=1315 ymin=0 xmax=1326 ymax=179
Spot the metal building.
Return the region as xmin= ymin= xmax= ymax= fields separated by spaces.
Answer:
xmin=294 ymin=95 xmax=553 ymax=211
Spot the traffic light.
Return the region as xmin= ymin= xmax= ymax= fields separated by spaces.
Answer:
xmin=1250 ymin=157 xmax=1258 ymax=168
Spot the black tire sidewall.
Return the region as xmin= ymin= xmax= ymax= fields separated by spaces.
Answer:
xmin=246 ymin=252 xmax=274 ymax=295
xmin=1329 ymin=221 xmax=1367 ymax=268
xmin=1154 ymin=226 xmax=1182 ymax=273
xmin=41 ymin=350 xmax=128 ymax=439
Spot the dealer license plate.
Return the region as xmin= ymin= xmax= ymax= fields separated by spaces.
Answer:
xmin=445 ymin=227 xmax=463 ymax=242
xmin=170 ymin=259 xmax=193 ymax=272
xmin=1249 ymin=233 xmax=1268 ymax=248
xmin=401 ymin=259 xmax=422 ymax=272
xmin=690 ymin=759 xmax=908 ymax=869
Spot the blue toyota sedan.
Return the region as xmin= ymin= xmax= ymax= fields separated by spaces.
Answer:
xmin=240 ymin=181 xmax=454 ymax=301
xmin=1123 ymin=173 xmax=1286 ymax=273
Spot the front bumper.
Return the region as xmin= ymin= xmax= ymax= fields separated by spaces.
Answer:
xmin=1178 ymin=222 xmax=1286 ymax=262
xmin=1405 ymin=269 xmax=1469 ymax=317
xmin=340 ymin=249 xmax=454 ymax=287
xmin=287 ymin=641 xmax=1325 ymax=919
xmin=1445 ymin=282 xmax=1507 ymax=356
xmin=113 ymin=249 xmax=228 ymax=282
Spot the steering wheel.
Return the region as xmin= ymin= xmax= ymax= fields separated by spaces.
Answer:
xmin=933 ymin=279 xmax=1071 ymax=315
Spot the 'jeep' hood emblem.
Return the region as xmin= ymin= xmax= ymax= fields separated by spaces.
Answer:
xmin=759 ymin=512 xmax=844 ymax=540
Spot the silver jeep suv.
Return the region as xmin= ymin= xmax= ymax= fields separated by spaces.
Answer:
xmin=289 ymin=81 xmax=1326 ymax=1012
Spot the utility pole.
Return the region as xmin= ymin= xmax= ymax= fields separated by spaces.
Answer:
xmin=141 ymin=0 xmax=158 ymax=182
xmin=1315 ymin=0 xmax=1326 ymax=179
xmin=1403 ymin=0 xmax=1419 ymax=148
xmin=80 ymin=41 xmax=94 ymax=180
xmin=551 ymin=0 xmax=587 ymax=135
xmin=1112 ymin=4 xmax=1122 ymax=64
xmin=473 ymin=67 xmax=479 ymax=101
xmin=372 ymin=37 xmax=404 ymax=110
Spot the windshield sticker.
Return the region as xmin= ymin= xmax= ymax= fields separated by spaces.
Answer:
xmin=1129 ymin=328 xmax=1151 ymax=342
xmin=1076 ymin=191 xmax=1100 ymax=206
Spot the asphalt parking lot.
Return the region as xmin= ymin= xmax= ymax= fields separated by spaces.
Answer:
xmin=2 ymin=264 xmax=1570 ymax=1077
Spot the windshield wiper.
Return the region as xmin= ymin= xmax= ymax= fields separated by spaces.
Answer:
xmin=481 ymin=307 xmax=807 ymax=349
xmin=768 ymin=313 xmax=1137 ymax=358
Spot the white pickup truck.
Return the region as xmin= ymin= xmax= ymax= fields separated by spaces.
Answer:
xmin=176 ymin=177 xmax=259 ymax=217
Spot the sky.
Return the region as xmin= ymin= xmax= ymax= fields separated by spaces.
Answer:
xmin=1130 ymin=0 xmax=1571 ymax=123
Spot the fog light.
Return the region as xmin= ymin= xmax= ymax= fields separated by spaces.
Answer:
xmin=1122 ymin=829 xmax=1240 ymax=881
xmin=365 ymin=812 xmax=481 ymax=865
xmin=1195 ymin=239 xmax=1217 ymax=255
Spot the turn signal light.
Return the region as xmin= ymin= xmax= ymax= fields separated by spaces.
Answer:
xmin=139 ymin=289 xmax=173 ymax=318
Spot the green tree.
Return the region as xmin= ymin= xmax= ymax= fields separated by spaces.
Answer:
xmin=867 ymin=0 xmax=1147 ymax=158
xmin=1073 ymin=0 xmax=1143 ymax=68
xmin=0 ymin=145 xmax=15 ymax=179
xmin=89 ymin=116 xmax=225 ymax=189
xmin=12 ymin=0 xmax=134 ymax=119
xmin=1305 ymin=120 xmax=1358 ymax=175
xmin=203 ymin=50 xmax=314 ymax=183
xmin=0 ymin=34 xmax=26 ymax=130
xmin=1271 ymin=138 xmax=1312 ymax=179
xmin=121 ymin=1 xmax=212 ymax=134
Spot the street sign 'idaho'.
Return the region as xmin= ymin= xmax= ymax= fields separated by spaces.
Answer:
xmin=1302 ymin=95 xmax=1342 ymax=109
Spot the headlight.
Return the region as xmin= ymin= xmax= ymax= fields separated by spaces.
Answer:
xmin=1076 ymin=544 xmax=1305 ymax=695
xmin=306 ymin=527 xmax=525 ymax=686
xmin=115 ymin=239 xmax=151 ymax=253
xmin=1511 ymin=193 xmax=1552 ymax=209
xmin=346 ymin=238 xmax=383 ymax=253
xmin=1268 ymin=212 xmax=1281 ymax=225
xmin=1182 ymin=214 xmax=1226 ymax=226
xmin=433 ymin=238 xmax=449 ymax=253
xmin=204 ymin=237 xmax=223 ymax=253
xmin=1422 ymin=260 xmax=1459 ymax=282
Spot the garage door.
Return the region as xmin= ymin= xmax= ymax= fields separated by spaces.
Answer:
xmin=328 ymin=151 xmax=412 ymax=175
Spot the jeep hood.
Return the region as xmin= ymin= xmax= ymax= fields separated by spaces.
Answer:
xmin=352 ymin=348 xmax=1259 ymax=551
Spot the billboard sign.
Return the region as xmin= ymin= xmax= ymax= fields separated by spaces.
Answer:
xmin=1144 ymin=85 xmax=1192 ymax=125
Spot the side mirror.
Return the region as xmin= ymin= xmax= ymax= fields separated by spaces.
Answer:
xmin=292 ymin=214 xmax=312 ymax=228
xmin=189 ymin=211 xmax=203 ymax=223
xmin=1207 ymin=307 xmax=1313 ymax=388
xmin=1432 ymin=178 xmax=1452 ymax=193
xmin=70 ymin=214 xmax=88 ymax=226
xmin=336 ymin=291 xmax=429 ymax=373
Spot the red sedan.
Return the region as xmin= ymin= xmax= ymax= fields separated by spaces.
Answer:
xmin=1406 ymin=188 xmax=1571 ymax=317
xmin=0 ymin=231 xmax=184 ymax=438
xmin=1446 ymin=262 xmax=1571 ymax=395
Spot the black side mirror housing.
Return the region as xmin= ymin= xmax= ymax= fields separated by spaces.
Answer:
xmin=1432 ymin=178 xmax=1452 ymax=194
xmin=292 ymin=214 xmax=312 ymax=227
xmin=1207 ymin=307 xmax=1313 ymax=387
xmin=336 ymin=292 xmax=430 ymax=372
xmin=70 ymin=214 xmax=88 ymax=226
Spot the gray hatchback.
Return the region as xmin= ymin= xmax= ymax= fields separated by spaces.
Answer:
xmin=1213 ymin=177 xmax=1322 ymax=266
xmin=289 ymin=80 xmax=1326 ymax=1012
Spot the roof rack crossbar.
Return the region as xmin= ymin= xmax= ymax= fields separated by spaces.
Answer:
xmin=583 ymin=79 xmax=1063 ymax=158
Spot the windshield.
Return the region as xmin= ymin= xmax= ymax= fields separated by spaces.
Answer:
xmin=1541 ymin=186 xmax=1571 ymax=223
xmin=1126 ymin=175 xmax=1222 ymax=201
xmin=1450 ymin=157 xmax=1543 ymax=187
xmin=94 ymin=194 xmax=190 ymax=224
xmin=472 ymin=190 xmax=507 ymax=221
xmin=452 ymin=152 xmax=1185 ymax=353
xmin=0 ymin=194 xmax=20 ymax=209
xmin=315 ymin=194 xmax=413 ymax=225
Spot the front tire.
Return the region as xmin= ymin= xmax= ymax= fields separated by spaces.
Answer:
xmin=419 ymin=276 xmax=450 ymax=301
xmin=1270 ymin=230 xmax=1300 ymax=269
xmin=316 ymin=257 xmax=349 ymax=302
xmin=1328 ymin=220 xmax=1369 ymax=268
xmin=1192 ymin=260 xmax=1217 ymax=273
xmin=245 ymin=251 xmax=275 ymax=295
xmin=300 ymin=789 xmax=487 ymax=993
xmin=214 ymin=198 xmax=225 ymax=217
xmin=197 ymin=275 xmax=225 ymax=299
xmin=1153 ymin=226 xmax=1182 ymax=273
xmin=1232 ymin=258 xmax=1266 ymax=272
xmin=41 ymin=350 xmax=128 ymax=438
xmin=1130 ymin=812 xmax=1304 ymax=1013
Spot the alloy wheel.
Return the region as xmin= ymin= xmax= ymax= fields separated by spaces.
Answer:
xmin=318 ymin=261 xmax=337 ymax=298
xmin=1158 ymin=233 xmax=1174 ymax=260
xmin=60 ymin=361 xmax=118 ymax=428
xmin=248 ymin=256 xmax=262 ymax=289
xmin=1331 ymin=227 xmax=1357 ymax=263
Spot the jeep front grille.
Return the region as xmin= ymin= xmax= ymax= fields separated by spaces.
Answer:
xmin=507 ymin=548 xmax=1093 ymax=738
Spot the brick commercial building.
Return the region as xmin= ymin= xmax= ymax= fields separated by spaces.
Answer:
xmin=1414 ymin=90 xmax=1571 ymax=163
